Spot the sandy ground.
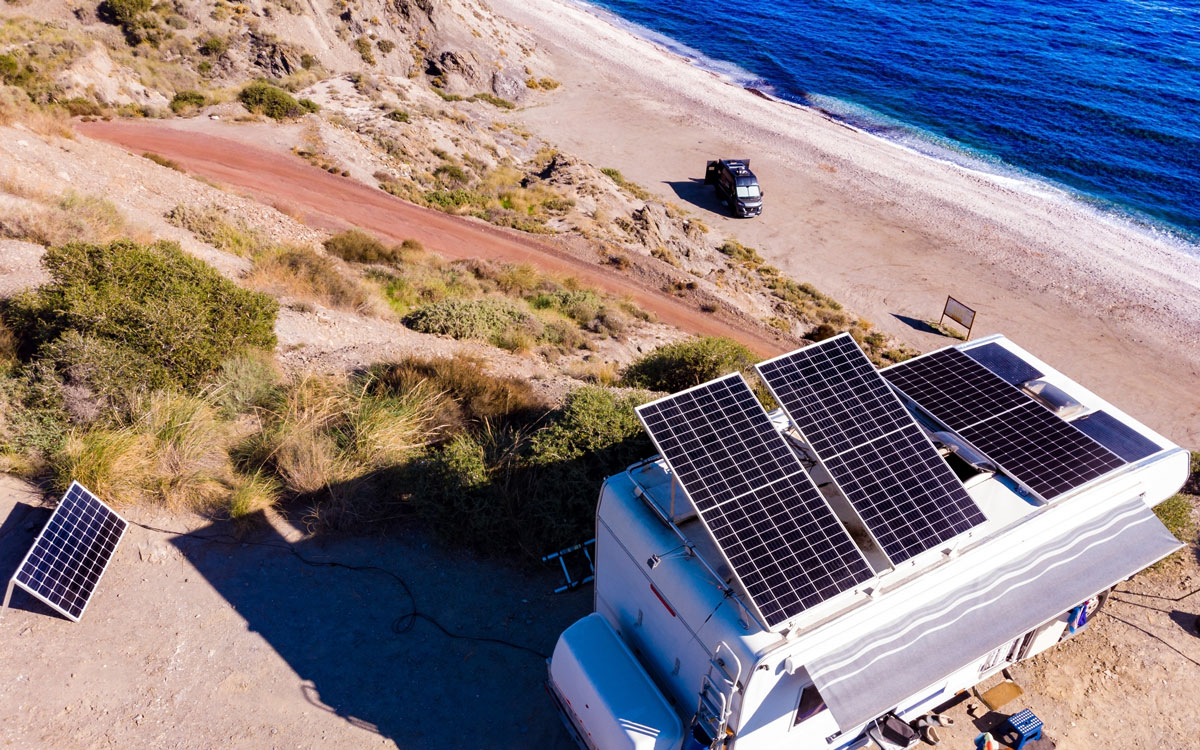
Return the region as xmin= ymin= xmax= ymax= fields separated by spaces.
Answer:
xmin=489 ymin=0 xmax=1200 ymax=449
xmin=0 ymin=475 xmax=588 ymax=750
xmin=74 ymin=119 xmax=793 ymax=359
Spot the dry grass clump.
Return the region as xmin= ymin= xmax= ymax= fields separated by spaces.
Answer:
xmin=247 ymin=245 xmax=374 ymax=312
xmin=367 ymin=354 xmax=546 ymax=430
xmin=323 ymin=229 xmax=406 ymax=264
xmin=53 ymin=426 xmax=155 ymax=506
xmin=234 ymin=373 xmax=444 ymax=527
xmin=166 ymin=204 xmax=267 ymax=256
xmin=0 ymin=85 xmax=72 ymax=137
xmin=0 ymin=191 xmax=132 ymax=247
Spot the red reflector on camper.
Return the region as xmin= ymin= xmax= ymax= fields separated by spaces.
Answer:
xmin=650 ymin=584 xmax=676 ymax=617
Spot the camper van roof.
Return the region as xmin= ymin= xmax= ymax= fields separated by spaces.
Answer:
xmin=618 ymin=333 xmax=1185 ymax=730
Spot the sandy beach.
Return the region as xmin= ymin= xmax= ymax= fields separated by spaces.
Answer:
xmin=490 ymin=0 xmax=1200 ymax=447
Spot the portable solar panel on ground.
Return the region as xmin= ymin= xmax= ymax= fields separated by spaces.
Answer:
xmin=756 ymin=335 xmax=986 ymax=564
xmin=882 ymin=347 xmax=1124 ymax=502
xmin=636 ymin=374 xmax=873 ymax=628
xmin=9 ymin=482 xmax=128 ymax=621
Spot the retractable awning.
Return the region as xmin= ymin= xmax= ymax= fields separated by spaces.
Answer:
xmin=804 ymin=495 xmax=1181 ymax=730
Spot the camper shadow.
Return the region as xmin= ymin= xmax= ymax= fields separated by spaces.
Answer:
xmin=665 ymin=178 xmax=724 ymax=215
xmin=171 ymin=509 xmax=589 ymax=749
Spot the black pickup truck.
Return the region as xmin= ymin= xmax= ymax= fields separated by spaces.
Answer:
xmin=704 ymin=159 xmax=763 ymax=217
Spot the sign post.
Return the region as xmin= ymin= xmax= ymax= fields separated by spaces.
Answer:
xmin=940 ymin=296 xmax=977 ymax=340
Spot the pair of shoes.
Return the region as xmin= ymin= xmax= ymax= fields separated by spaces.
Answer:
xmin=928 ymin=714 xmax=955 ymax=727
xmin=914 ymin=716 xmax=942 ymax=745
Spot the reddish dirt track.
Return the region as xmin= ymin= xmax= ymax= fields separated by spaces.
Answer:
xmin=77 ymin=120 xmax=789 ymax=357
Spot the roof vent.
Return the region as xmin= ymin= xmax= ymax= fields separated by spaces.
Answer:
xmin=1022 ymin=379 xmax=1085 ymax=419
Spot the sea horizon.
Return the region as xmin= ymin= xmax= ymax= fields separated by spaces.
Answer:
xmin=572 ymin=0 xmax=1200 ymax=256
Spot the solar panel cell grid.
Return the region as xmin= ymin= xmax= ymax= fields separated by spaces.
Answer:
xmin=11 ymin=483 xmax=127 ymax=621
xmin=636 ymin=375 xmax=874 ymax=628
xmin=757 ymin=335 xmax=986 ymax=565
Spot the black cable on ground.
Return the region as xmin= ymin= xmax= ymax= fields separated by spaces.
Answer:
xmin=129 ymin=519 xmax=551 ymax=660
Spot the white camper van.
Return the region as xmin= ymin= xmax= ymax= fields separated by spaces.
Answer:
xmin=547 ymin=334 xmax=1188 ymax=750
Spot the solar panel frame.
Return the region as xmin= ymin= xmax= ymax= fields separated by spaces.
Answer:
xmin=636 ymin=373 xmax=874 ymax=629
xmin=9 ymin=482 xmax=128 ymax=622
xmin=756 ymin=334 xmax=986 ymax=565
xmin=882 ymin=346 xmax=1125 ymax=502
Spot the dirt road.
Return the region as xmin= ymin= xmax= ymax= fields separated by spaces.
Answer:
xmin=77 ymin=119 xmax=791 ymax=358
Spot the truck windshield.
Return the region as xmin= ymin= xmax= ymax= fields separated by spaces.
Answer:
xmin=737 ymin=185 xmax=760 ymax=199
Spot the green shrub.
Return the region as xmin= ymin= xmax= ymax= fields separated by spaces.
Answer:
xmin=197 ymin=34 xmax=228 ymax=57
xmin=300 ymin=53 xmax=318 ymax=70
xmin=298 ymin=98 xmax=320 ymax=113
xmin=211 ymin=351 xmax=279 ymax=416
xmin=469 ymin=92 xmax=515 ymax=109
xmin=0 ymin=54 xmax=18 ymax=84
xmin=169 ymin=89 xmax=206 ymax=114
xmin=414 ymin=386 xmax=651 ymax=554
xmin=354 ymin=37 xmax=375 ymax=65
xmin=3 ymin=240 xmax=277 ymax=406
xmin=238 ymin=81 xmax=308 ymax=120
xmin=433 ymin=163 xmax=469 ymax=185
xmin=403 ymin=298 xmax=541 ymax=344
xmin=323 ymin=229 xmax=401 ymax=264
xmin=376 ymin=39 xmax=395 ymax=54
xmin=386 ymin=109 xmax=410 ymax=123
xmin=104 ymin=0 xmax=152 ymax=25
xmin=623 ymin=336 xmax=758 ymax=393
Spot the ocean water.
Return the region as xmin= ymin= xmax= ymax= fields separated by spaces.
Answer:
xmin=583 ymin=0 xmax=1200 ymax=244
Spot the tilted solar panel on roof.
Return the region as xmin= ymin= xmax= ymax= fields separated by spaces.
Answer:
xmin=757 ymin=335 xmax=985 ymax=564
xmin=883 ymin=347 xmax=1124 ymax=502
xmin=637 ymin=374 xmax=873 ymax=629
xmin=10 ymin=482 xmax=127 ymax=621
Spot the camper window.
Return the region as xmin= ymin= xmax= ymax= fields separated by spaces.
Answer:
xmin=793 ymin=685 xmax=827 ymax=725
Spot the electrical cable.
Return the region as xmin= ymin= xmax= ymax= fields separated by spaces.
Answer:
xmin=129 ymin=519 xmax=551 ymax=660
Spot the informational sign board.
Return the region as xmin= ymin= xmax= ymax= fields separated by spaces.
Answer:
xmin=941 ymin=296 xmax=977 ymax=340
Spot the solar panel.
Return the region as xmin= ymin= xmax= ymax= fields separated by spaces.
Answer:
xmin=757 ymin=335 xmax=985 ymax=564
xmin=9 ymin=482 xmax=127 ymax=621
xmin=883 ymin=347 xmax=1124 ymax=501
xmin=637 ymin=374 xmax=873 ymax=628
xmin=1069 ymin=411 xmax=1161 ymax=464
xmin=965 ymin=342 xmax=1043 ymax=386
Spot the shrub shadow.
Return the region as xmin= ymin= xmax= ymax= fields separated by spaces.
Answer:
xmin=171 ymin=508 xmax=589 ymax=748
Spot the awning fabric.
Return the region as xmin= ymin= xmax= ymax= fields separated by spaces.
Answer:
xmin=806 ymin=496 xmax=1181 ymax=729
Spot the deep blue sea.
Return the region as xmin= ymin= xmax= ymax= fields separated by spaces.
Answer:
xmin=582 ymin=0 xmax=1200 ymax=245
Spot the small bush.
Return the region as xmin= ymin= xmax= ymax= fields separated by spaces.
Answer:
xmin=238 ymin=81 xmax=308 ymax=120
xmin=247 ymin=246 xmax=372 ymax=311
xmin=354 ymin=37 xmax=375 ymax=65
xmin=323 ymin=229 xmax=401 ymax=264
xmin=211 ymin=351 xmax=279 ymax=416
xmin=386 ymin=109 xmax=410 ymax=123
xmin=142 ymin=152 xmax=181 ymax=170
xmin=4 ymin=240 xmax=277 ymax=404
xmin=169 ymin=89 xmax=206 ymax=114
xmin=368 ymin=355 xmax=544 ymax=429
xmin=623 ymin=336 xmax=758 ymax=392
xmin=469 ymin=92 xmax=515 ymax=109
xmin=165 ymin=204 xmax=266 ymax=256
xmin=403 ymin=298 xmax=541 ymax=345
xmin=376 ymin=39 xmax=395 ymax=54
xmin=197 ymin=34 xmax=228 ymax=57
xmin=433 ymin=163 xmax=469 ymax=185
xmin=60 ymin=97 xmax=104 ymax=117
